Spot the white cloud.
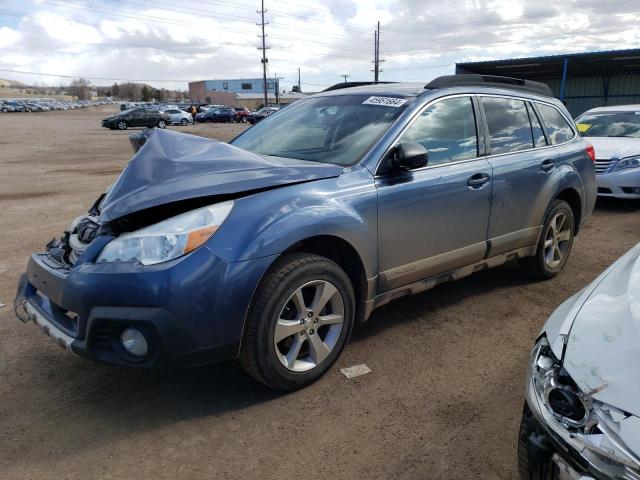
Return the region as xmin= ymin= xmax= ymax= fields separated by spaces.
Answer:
xmin=0 ymin=0 xmax=638 ymax=90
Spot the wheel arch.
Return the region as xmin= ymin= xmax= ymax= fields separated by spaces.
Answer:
xmin=282 ymin=235 xmax=370 ymax=323
xmin=555 ymin=187 xmax=582 ymax=234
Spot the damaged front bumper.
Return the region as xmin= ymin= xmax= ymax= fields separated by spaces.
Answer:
xmin=520 ymin=338 xmax=640 ymax=480
xmin=14 ymin=246 xmax=276 ymax=369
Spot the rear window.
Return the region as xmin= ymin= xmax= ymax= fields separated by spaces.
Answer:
xmin=536 ymin=103 xmax=574 ymax=144
xmin=482 ymin=97 xmax=534 ymax=155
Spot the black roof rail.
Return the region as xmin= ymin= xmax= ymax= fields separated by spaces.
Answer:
xmin=425 ymin=74 xmax=553 ymax=97
xmin=322 ymin=81 xmax=398 ymax=92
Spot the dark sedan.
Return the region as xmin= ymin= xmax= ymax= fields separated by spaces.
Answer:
xmin=247 ymin=106 xmax=279 ymax=124
xmin=102 ymin=108 xmax=170 ymax=130
xmin=195 ymin=107 xmax=236 ymax=123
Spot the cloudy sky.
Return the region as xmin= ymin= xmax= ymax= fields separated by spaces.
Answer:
xmin=0 ymin=0 xmax=639 ymax=92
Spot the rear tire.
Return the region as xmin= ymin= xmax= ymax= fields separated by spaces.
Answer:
xmin=519 ymin=199 xmax=574 ymax=280
xmin=157 ymin=119 xmax=167 ymax=129
xmin=240 ymin=253 xmax=355 ymax=391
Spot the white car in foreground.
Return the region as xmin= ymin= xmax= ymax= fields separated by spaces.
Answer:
xmin=575 ymin=105 xmax=640 ymax=199
xmin=162 ymin=108 xmax=193 ymax=126
xmin=519 ymin=242 xmax=640 ymax=479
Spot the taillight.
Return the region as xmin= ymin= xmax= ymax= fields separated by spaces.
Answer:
xmin=585 ymin=144 xmax=596 ymax=162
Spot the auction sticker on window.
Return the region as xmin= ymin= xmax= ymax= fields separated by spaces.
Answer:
xmin=362 ymin=96 xmax=408 ymax=107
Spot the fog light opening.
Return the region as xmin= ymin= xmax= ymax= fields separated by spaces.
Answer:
xmin=120 ymin=327 xmax=149 ymax=357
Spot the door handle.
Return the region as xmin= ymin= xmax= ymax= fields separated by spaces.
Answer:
xmin=467 ymin=173 xmax=490 ymax=188
xmin=541 ymin=159 xmax=555 ymax=172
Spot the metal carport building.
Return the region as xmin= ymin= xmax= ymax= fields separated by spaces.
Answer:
xmin=456 ymin=49 xmax=640 ymax=117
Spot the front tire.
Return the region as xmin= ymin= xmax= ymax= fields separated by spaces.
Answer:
xmin=518 ymin=403 xmax=554 ymax=480
xmin=117 ymin=120 xmax=128 ymax=130
xmin=519 ymin=199 xmax=574 ymax=280
xmin=240 ymin=253 xmax=355 ymax=390
xmin=180 ymin=118 xmax=188 ymax=126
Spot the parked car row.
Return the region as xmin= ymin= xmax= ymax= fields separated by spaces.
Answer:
xmin=1 ymin=98 xmax=111 ymax=113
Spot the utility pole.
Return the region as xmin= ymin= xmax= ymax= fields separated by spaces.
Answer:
xmin=341 ymin=74 xmax=350 ymax=83
xmin=298 ymin=67 xmax=301 ymax=93
xmin=257 ymin=0 xmax=269 ymax=107
xmin=274 ymin=73 xmax=279 ymax=105
xmin=373 ymin=30 xmax=378 ymax=82
xmin=373 ymin=21 xmax=383 ymax=82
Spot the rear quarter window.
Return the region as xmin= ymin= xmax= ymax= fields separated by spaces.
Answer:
xmin=536 ymin=103 xmax=575 ymax=145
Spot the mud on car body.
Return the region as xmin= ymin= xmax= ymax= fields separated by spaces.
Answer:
xmin=519 ymin=242 xmax=640 ymax=480
xmin=15 ymin=75 xmax=596 ymax=390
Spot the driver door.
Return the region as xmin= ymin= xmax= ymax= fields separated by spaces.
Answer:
xmin=375 ymin=95 xmax=493 ymax=291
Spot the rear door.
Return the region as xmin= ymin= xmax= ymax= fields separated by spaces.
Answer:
xmin=376 ymin=95 xmax=493 ymax=292
xmin=130 ymin=108 xmax=145 ymax=127
xmin=480 ymin=96 xmax=558 ymax=257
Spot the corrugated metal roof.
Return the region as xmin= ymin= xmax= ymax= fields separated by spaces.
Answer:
xmin=457 ymin=49 xmax=640 ymax=80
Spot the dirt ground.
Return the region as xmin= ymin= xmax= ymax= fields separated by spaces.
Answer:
xmin=0 ymin=106 xmax=639 ymax=480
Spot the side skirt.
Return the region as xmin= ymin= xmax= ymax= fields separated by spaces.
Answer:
xmin=368 ymin=245 xmax=536 ymax=314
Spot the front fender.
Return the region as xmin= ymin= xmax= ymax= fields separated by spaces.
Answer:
xmin=208 ymin=168 xmax=378 ymax=279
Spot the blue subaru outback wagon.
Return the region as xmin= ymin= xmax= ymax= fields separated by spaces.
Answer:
xmin=15 ymin=75 xmax=596 ymax=390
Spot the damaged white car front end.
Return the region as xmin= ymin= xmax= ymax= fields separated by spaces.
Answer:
xmin=520 ymin=242 xmax=640 ymax=480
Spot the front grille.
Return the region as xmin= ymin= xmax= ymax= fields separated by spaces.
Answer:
xmin=595 ymin=159 xmax=615 ymax=174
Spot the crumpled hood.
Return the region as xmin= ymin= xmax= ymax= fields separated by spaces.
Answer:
xmin=98 ymin=129 xmax=343 ymax=222
xmin=584 ymin=136 xmax=640 ymax=160
xmin=546 ymin=243 xmax=640 ymax=417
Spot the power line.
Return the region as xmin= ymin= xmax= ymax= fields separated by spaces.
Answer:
xmin=18 ymin=0 xmax=372 ymax=53
xmin=0 ymin=67 xmax=193 ymax=83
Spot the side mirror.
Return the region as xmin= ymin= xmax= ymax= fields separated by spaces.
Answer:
xmin=392 ymin=143 xmax=428 ymax=171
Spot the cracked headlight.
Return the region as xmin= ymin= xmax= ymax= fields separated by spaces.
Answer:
xmin=613 ymin=155 xmax=640 ymax=171
xmin=528 ymin=336 xmax=640 ymax=475
xmin=529 ymin=337 xmax=591 ymax=428
xmin=97 ymin=201 xmax=234 ymax=265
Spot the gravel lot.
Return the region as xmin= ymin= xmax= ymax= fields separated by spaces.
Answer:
xmin=1 ymin=106 xmax=639 ymax=480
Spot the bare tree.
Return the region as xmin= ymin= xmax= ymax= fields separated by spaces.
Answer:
xmin=69 ymin=78 xmax=92 ymax=100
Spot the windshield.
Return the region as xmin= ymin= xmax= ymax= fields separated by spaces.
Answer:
xmin=575 ymin=111 xmax=640 ymax=138
xmin=232 ymin=95 xmax=409 ymax=165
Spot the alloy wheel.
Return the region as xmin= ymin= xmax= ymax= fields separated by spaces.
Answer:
xmin=274 ymin=280 xmax=344 ymax=372
xmin=543 ymin=212 xmax=571 ymax=268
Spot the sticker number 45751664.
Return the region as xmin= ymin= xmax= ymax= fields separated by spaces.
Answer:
xmin=362 ymin=96 xmax=408 ymax=107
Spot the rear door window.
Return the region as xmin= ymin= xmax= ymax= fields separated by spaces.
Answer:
xmin=397 ymin=96 xmax=478 ymax=166
xmin=482 ymin=97 xmax=534 ymax=155
xmin=536 ymin=103 xmax=575 ymax=145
